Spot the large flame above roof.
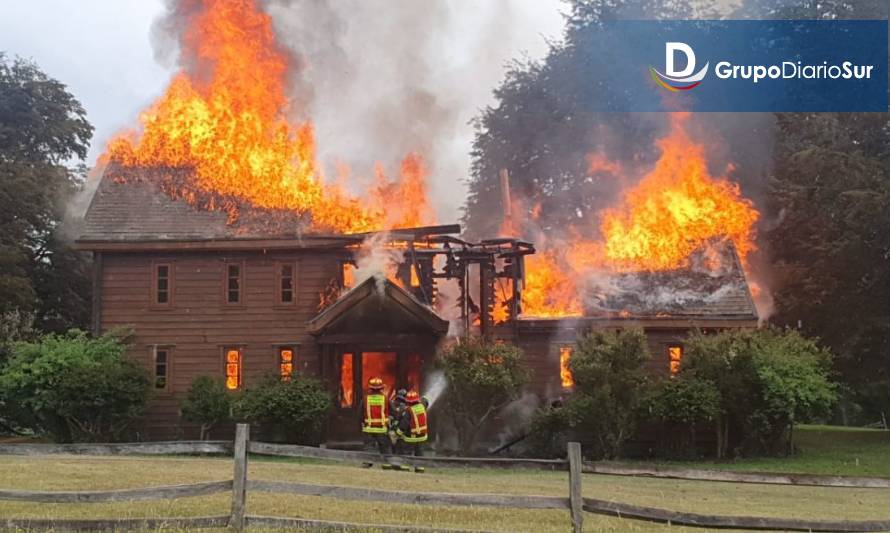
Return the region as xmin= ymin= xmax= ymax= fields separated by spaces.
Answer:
xmin=103 ymin=0 xmax=434 ymax=234
xmin=519 ymin=113 xmax=760 ymax=318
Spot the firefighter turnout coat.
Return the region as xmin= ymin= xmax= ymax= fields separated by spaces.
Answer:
xmin=362 ymin=392 xmax=389 ymax=434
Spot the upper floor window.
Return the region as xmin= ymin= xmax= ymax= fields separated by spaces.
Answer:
xmin=277 ymin=262 xmax=295 ymax=305
xmin=152 ymin=263 xmax=172 ymax=306
xmin=225 ymin=347 xmax=242 ymax=390
xmin=153 ymin=346 xmax=171 ymax=390
xmin=559 ymin=345 xmax=575 ymax=389
xmin=225 ymin=263 xmax=242 ymax=304
xmin=279 ymin=346 xmax=295 ymax=381
xmin=668 ymin=345 xmax=684 ymax=376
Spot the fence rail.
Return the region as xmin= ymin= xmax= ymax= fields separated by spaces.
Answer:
xmin=2 ymin=426 xmax=890 ymax=532
xmin=0 ymin=480 xmax=232 ymax=503
xmin=583 ymin=462 xmax=890 ymax=489
xmin=248 ymin=440 xmax=567 ymax=470
xmin=0 ymin=440 xmax=230 ymax=456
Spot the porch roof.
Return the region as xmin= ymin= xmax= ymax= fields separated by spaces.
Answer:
xmin=307 ymin=276 xmax=449 ymax=337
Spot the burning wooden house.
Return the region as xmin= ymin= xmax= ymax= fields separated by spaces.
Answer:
xmin=76 ymin=166 xmax=757 ymax=444
xmin=75 ymin=0 xmax=762 ymax=445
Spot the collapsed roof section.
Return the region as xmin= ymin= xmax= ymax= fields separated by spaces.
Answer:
xmin=580 ymin=240 xmax=758 ymax=320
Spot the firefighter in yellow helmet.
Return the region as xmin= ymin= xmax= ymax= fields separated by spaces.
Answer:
xmin=396 ymin=390 xmax=428 ymax=473
xmin=361 ymin=377 xmax=392 ymax=467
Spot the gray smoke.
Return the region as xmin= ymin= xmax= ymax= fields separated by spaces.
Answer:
xmin=264 ymin=0 xmax=565 ymax=222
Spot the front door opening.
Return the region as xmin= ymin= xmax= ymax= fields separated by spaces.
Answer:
xmin=361 ymin=352 xmax=398 ymax=399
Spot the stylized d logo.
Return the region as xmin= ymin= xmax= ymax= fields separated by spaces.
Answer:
xmin=666 ymin=42 xmax=696 ymax=77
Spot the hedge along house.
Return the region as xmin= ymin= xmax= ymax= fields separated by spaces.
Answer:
xmin=77 ymin=166 xmax=758 ymax=444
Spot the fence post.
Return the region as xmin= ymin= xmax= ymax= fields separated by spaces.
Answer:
xmin=567 ymin=441 xmax=583 ymax=533
xmin=230 ymin=424 xmax=249 ymax=531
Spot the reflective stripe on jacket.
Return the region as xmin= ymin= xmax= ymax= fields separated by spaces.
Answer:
xmin=363 ymin=393 xmax=388 ymax=434
xmin=400 ymin=402 xmax=428 ymax=443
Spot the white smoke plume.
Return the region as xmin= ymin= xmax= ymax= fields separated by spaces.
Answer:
xmin=352 ymin=233 xmax=404 ymax=294
xmin=264 ymin=0 xmax=565 ymax=222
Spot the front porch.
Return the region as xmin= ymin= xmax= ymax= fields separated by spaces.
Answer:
xmin=307 ymin=276 xmax=449 ymax=446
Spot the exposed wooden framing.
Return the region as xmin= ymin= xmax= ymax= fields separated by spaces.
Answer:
xmin=0 ymin=441 xmax=231 ymax=456
xmin=583 ymin=462 xmax=890 ymax=489
xmin=249 ymin=480 xmax=567 ymax=509
xmin=0 ymin=481 xmax=232 ymax=503
xmin=582 ymin=497 xmax=890 ymax=532
xmin=567 ymin=442 xmax=584 ymax=533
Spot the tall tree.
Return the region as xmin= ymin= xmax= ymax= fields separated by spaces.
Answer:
xmin=0 ymin=54 xmax=93 ymax=335
xmin=463 ymin=0 xmax=754 ymax=242
xmin=751 ymin=0 xmax=890 ymax=421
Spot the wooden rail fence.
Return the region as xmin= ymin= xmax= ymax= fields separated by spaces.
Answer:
xmin=1 ymin=424 xmax=890 ymax=532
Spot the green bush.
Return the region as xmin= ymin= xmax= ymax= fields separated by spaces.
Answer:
xmin=437 ymin=337 xmax=530 ymax=453
xmin=645 ymin=376 xmax=721 ymax=458
xmin=684 ymin=328 xmax=837 ymax=457
xmin=564 ymin=329 xmax=651 ymax=460
xmin=527 ymin=401 xmax=571 ymax=458
xmin=180 ymin=376 xmax=232 ymax=440
xmin=233 ymin=375 xmax=332 ymax=445
xmin=0 ymin=330 xmax=150 ymax=442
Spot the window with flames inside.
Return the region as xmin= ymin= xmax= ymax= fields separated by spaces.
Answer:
xmin=560 ymin=346 xmax=574 ymax=389
xmin=279 ymin=347 xmax=294 ymax=381
xmin=668 ymin=345 xmax=684 ymax=376
xmin=225 ymin=348 xmax=242 ymax=390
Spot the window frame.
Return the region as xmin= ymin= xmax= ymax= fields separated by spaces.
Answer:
xmin=668 ymin=344 xmax=684 ymax=376
xmin=151 ymin=261 xmax=174 ymax=308
xmin=339 ymin=351 xmax=356 ymax=409
xmin=222 ymin=345 xmax=244 ymax=390
xmin=277 ymin=345 xmax=296 ymax=381
xmin=222 ymin=261 xmax=245 ymax=307
xmin=275 ymin=261 xmax=298 ymax=306
xmin=558 ymin=344 xmax=575 ymax=390
xmin=151 ymin=345 xmax=173 ymax=393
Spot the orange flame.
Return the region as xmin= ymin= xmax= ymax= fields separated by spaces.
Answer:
xmin=559 ymin=346 xmax=574 ymax=388
xmin=103 ymin=0 xmax=433 ymax=234
xmin=520 ymin=113 xmax=760 ymax=318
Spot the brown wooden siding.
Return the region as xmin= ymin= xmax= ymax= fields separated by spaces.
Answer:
xmin=98 ymin=250 xmax=344 ymax=439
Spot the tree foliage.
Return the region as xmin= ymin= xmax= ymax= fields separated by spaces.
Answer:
xmin=0 ymin=54 xmax=93 ymax=334
xmin=645 ymin=376 xmax=721 ymax=458
xmin=0 ymin=330 xmax=150 ymax=442
xmin=180 ymin=376 xmax=232 ymax=440
xmin=233 ymin=375 xmax=332 ymax=445
xmin=684 ymin=328 xmax=836 ymax=457
xmin=437 ymin=337 xmax=530 ymax=453
xmin=565 ymin=329 xmax=651 ymax=459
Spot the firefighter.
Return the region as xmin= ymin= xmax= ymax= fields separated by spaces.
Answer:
xmin=396 ymin=390 xmax=429 ymax=473
xmin=388 ymin=389 xmax=408 ymax=448
xmin=361 ymin=377 xmax=391 ymax=467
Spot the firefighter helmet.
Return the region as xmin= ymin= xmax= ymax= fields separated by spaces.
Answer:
xmin=368 ymin=377 xmax=384 ymax=390
xmin=406 ymin=390 xmax=421 ymax=404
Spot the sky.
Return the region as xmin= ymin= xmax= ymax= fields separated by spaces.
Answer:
xmin=1 ymin=1 xmax=567 ymax=221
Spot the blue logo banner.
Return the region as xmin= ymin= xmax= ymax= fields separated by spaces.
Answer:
xmin=584 ymin=20 xmax=888 ymax=112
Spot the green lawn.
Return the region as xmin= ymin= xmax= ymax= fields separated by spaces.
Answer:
xmin=2 ymin=448 xmax=890 ymax=532
xmin=650 ymin=424 xmax=890 ymax=477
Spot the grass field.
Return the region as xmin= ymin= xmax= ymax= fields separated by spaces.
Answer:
xmin=651 ymin=424 xmax=890 ymax=477
xmin=3 ymin=430 xmax=890 ymax=533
